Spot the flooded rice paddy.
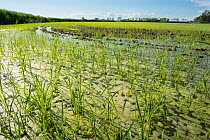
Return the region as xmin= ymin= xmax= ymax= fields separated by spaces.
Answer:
xmin=0 ymin=24 xmax=209 ymax=139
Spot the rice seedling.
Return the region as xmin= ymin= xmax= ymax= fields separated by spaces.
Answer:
xmin=0 ymin=22 xmax=209 ymax=139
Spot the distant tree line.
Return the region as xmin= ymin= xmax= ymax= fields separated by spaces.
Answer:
xmin=0 ymin=9 xmax=82 ymax=25
xmin=121 ymin=18 xmax=161 ymax=22
xmin=119 ymin=18 xmax=189 ymax=23
xmin=0 ymin=9 xmax=192 ymax=25
xmin=194 ymin=10 xmax=210 ymax=23
xmin=0 ymin=9 xmax=47 ymax=24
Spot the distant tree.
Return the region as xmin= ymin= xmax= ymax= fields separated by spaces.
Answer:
xmin=194 ymin=10 xmax=210 ymax=23
xmin=160 ymin=18 xmax=169 ymax=22
xmin=117 ymin=17 xmax=122 ymax=21
xmin=82 ymin=17 xmax=85 ymax=21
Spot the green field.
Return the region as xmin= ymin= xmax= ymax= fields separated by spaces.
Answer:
xmin=0 ymin=22 xmax=209 ymax=139
xmin=1 ymin=22 xmax=210 ymax=31
xmin=51 ymin=22 xmax=210 ymax=31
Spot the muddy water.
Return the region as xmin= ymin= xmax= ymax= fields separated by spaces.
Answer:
xmin=33 ymin=27 xmax=210 ymax=139
xmin=0 ymin=27 xmax=209 ymax=139
xmin=36 ymin=26 xmax=210 ymax=69
xmin=191 ymin=25 xmax=210 ymax=31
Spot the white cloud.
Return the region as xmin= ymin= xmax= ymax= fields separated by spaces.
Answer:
xmin=70 ymin=13 xmax=113 ymax=19
xmin=70 ymin=12 xmax=157 ymax=19
xmin=118 ymin=13 xmax=156 ymax=18
xmin=107 ymin=13 xmax=116 ymax=17
xmin=71 ymin=13 xmax=104 ymax=17
xmin=187 ymin=0 xmax=210 ymax=7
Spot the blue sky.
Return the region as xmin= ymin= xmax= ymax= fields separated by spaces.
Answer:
xmin=0 ymin=0 xmax=210 ymax=20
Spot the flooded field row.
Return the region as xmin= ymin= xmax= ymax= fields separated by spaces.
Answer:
xmin=37 ymin=26 xmax=210 ymax=67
